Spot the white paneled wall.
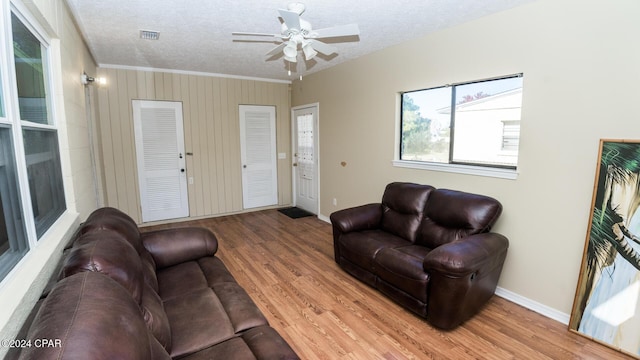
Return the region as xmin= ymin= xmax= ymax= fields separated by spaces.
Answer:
xmin=96 ymin=69 xmax=292 ymax=223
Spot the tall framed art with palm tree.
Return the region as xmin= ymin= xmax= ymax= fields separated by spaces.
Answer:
xmin=570 ymin=139 xmax=640 ymax=359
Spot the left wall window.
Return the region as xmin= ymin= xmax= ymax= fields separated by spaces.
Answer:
xmin=0 ymin=127 xmax=28 ymax=279
xmin=0 ymin=4 xmax=66 ymax=280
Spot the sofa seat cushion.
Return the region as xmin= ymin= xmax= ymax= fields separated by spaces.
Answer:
xmin=156 ymin=257 xmax=237 ymax=299
xmin=157 ymin=261 xmax=210 ymax=299
xmin=374 ymin=246 xmax=431 ymax=302
xmin=212 ymin=281 xmax=268 ymax=333
xmin=159 ymin=258 xmax=269 ymax=358
xmin=181 ymin=337 xmax=256 ymax=360
xmin=181 ymin=326 xmax=298 ymax=360
xmin=164 ymin=286 xmax=269 ymax=358
xmin=338 ymin=230 xmax=409 ymax=270
xmin=164 ymin=287 xmax=236 ymax=358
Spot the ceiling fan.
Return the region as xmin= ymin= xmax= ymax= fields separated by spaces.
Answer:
xmin=232 ymin=2 xmax=360 ymax=64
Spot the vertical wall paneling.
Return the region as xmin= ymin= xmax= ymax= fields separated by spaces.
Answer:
xmin=187 ymin=76 xmax=201 ymax=215
xmin=232 ymin=80 xmax=243 ymax=210
xmin=163 ymin=73 xmax=173 ymax=100
xmin=227 ymin=79 xmax=240 ymax=211
xmin=196 ymin=76 xmax=210 ymax=215
xmin=96 ymin=69 xmax=116 ymax=208
xmin=125 ymin=71 xmax=141 ymax=215
xmin=211 ymin=77 xmax=225 ymax=212
xmin=115 ymin=70 xmax=128 ymax=213
xmin=95 ymin=68 xmax=292 ymax=223
xmin=204 ymin=77 xmax=217 ymax=214
xmin=219 ymin=77 xmax=230 ymax=212
xmin=180 ymin=75 xmax=195 ymax=217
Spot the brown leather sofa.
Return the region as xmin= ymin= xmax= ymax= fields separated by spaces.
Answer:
xmin=330 ymin=182 xmax=509 ymax=330
xmin=15 ymin=207 xmax=298 ymax=360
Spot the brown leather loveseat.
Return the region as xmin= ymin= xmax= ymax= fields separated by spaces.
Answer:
xmin=330 ymin=182 xmax=508 ymax=330
xmin=16 ymin=207 xmax=298 ymax=359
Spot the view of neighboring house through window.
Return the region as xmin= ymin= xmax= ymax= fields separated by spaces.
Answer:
xmin=400 ymin=74 xmax=523 ymax=169
xmin=0 ymin=5 xmax=66 ymax=281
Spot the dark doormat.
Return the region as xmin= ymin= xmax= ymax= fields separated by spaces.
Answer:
xmin=278 ymin=207 xmax=314 ymax=219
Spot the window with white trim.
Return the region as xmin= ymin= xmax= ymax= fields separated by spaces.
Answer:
xmin=0 ymin=3 xmax=66 ymax=280
xmin=398 ymin=74 xmax=523 ymax=175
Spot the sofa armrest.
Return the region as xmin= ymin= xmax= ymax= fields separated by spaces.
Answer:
xmin=330 ymin=203 xmax=383 ymax=234
xmin=423 ymin=232 xmax=508 ymax=276
xmin=422 ymin=232 xmax=509 ymax=329
xmin=141 ymin=227 xmax=218 ymax=269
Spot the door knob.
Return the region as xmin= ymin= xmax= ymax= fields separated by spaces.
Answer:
xmin=292 ymin=163 xmax=298 ymax=167
xmin=181 ymin=169 xmax=185 ymax=173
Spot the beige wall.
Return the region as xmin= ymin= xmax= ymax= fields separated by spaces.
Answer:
xmin=0 ymin=0 xmax=98 ymax=356
xmin=292 ymin=0 xmax=640 ymax=317
xmin=58 ymin=3 xmax=100 ymax=217
xmin=95 ymin=69 xmax=292 ymax=223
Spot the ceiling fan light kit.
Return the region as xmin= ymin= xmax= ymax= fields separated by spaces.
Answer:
xmin=302 ymin=42 xmax=317 ymax=61
xmin=232 ymin=2 xmax=360 ymax=75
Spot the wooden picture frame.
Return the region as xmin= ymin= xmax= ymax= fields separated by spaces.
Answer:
xmin=570 ymin=139 xmax=640 ymax=358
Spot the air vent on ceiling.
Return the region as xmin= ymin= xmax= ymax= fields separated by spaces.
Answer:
xmin=140 ymin=30 xmax=160 ymax=40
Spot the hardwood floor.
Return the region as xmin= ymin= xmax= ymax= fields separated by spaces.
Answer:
xmin=144 ymin=210 xmax=633 ymax=359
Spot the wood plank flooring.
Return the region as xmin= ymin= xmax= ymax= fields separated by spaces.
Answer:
xmin=144 ymin=210 xmax=633 ymax=359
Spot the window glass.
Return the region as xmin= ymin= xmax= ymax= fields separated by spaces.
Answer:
xmin=452 ymin=77 xmax=522 ymax=167
xmin=23 ymin=128 xmax=66 ymax=238
xmin=12 ymin=13 xmax=51 ymax=125
xmin=0 ymin=126 xmax=28 ymax=279
xmin=401 ymin=86 xmax=451 ymax=162
xmin=400 ymin=75 xmax=523 ymax=169
xmin=0 ymin=5 xmax=67 ymax=282
xmin=0 ymin=74 xmax=4 ymax=118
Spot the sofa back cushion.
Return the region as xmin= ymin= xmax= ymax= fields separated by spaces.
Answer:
xmin=62 ymin=231 xmax=145 ymax=303
xmin=380 ymin=182 xmax=434 ymax=242
xmin=79 ymin=207 xmax=160 ymax=292
xmin=417 ymin=189 xmax=502 ymax=249
xmin=140 ymin=282 xmax=172 ymax=352
xmin=78 ymin=207 xmax=144 ymax=254
xmin=20 ymin=272 xmax=170 ymax=360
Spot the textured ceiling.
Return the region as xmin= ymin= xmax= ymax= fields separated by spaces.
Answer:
xmin=66 ymin=0 xmax=535 ymax=82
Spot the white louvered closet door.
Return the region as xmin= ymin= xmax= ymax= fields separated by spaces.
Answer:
xmin=239 ymin=105 xmax=278 ymax=209
xmin=133 ymin=100 xmax=189 ymax=222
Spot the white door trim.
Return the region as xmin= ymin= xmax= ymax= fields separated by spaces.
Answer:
xmin=291 ymin=103 xmax=320 ymax=215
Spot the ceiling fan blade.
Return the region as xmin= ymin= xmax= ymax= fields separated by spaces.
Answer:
xmin=265 ymin=43 xmax=287 ymax=57
xmin=309 ymin=40 xmax=337 ymax=55
xmin=278 ymin=9 xmax=301 ymax=30
xmin=312 ymin=24 xmax=360 ymax=38
xmin=232 ymin=32 xmax=281 ymax=38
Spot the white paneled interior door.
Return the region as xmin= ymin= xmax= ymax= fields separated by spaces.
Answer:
xmin=293 ymin=105 xmax=318 ymax=214
xmin=133 ymin=100 xmax=189 ymax=222
xmin=239 ymin=105 xmax=278 ymax=209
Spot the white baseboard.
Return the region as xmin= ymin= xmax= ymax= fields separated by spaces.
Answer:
xmin=318 ymin=213 xmax=331 ymax=223
xmin=495 ymin=286 xmax=570 ymax=325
